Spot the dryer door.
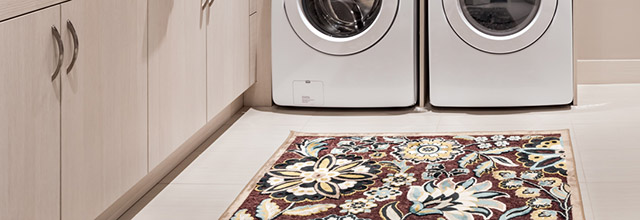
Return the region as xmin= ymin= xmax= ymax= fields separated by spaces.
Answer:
xmin=443 ymin=0 xmax=558 ymax=54
xmin=284 ymin=0 xmax=399 ymax=55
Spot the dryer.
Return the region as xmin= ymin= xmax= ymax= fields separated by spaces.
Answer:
xmin=272 ymin=0 xmax=417 ymax=107
xmin=429 ymin=0 xmax=573 ymax=107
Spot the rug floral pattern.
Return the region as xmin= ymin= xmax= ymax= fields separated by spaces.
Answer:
xmin=227 ymin=133 xmax=579 ymax=220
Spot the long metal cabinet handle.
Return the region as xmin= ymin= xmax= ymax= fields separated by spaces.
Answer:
xmin=202 ymin=0 xmax=209 ymax=9
xmin=66 ymin=20 xmax=79 ymax=73
xmin=51 ymin=26 xmax=64 ymax=81
xmin=208 ymin=0 xmax=214 ymax=7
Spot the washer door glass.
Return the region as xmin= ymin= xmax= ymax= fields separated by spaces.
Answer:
xmin=461 ymin=0 xmax=541 ymax=36
xmin=302 ymin=0 xmax=382 ymax=38
xmin=284 ymin=0 xmax=399 ymax=55
xmin=442 ymin=0 xmax=557 ymax=54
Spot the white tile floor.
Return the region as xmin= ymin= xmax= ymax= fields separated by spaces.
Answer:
xmin=122 ymin=84 xmax=640 ymax=220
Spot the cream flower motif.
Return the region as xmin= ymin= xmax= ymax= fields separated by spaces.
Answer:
xmin=364 ymin=185 xmax=402 ymax=201
xmin=300 ymin=168 xmax=340 ymax=183
xmin=499 ymin=179 xmax=524 ymax=190
xmin=339 ymin=198 xmax=377 ymax=214
xmin=407 ymin=178 xmax=509 ymax=220
xmin=495 ymin=141 xmax=510 ymax=147
xmin=230 ymin=209 xmax=255 ymax=220
xmin=479 ymin=143 xmax=493 ymax=149
xmin=492 ymin=170 xmax=517 ymax=181
xmin=382 ymin=172 xmax=417 ymax=187
xmin=527 ymin=198 xmax=553 ymax=209
xmin=313 ymin=214 xmax=368 ymax=220
xmin=515 ymin=187 xmax=541 ymax=198
xmin=521 ymin=170 xmax=544 ymax=180
xmin=391 ymin=138 xmax=465 ymax=164
xmin=507 ymin=136 xmax=522 ymax=141
xmin=474 ymin=137 xmax=489 ymax=143
xmin=258 ymin=154 xmax=380 ymax=202
xmin=491 ymin=135 xmax=505 ymax=141
xmin=538 ymin=177 xmax=562 ymax=187
xmin=530 ymin=210 xmax=559 ymax=220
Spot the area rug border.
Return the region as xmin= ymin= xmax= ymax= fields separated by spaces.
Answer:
xmin=219 ymin=129 xmax=584 ymax=220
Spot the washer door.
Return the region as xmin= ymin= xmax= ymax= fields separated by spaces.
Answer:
xmin=443 ymin=0 xmax=558 ymax=54
xmin=284 ymin=0 xmax=399 ymax=55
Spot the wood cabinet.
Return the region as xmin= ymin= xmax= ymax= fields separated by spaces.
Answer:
xmin=0 ymin=7 xmax=60 ymax=220
xmin=0 ymin=0 xmax=64 ymax=22
xmin=60 ymin=0 xmax=148 ymax=219
xmin=148 ymin=0 xmax=208 ymax=170
xmin=0 ymin=5 xmax=61 ymax=220
xmin=1 ymin=0 xmax=254 ymax=218
xmin=207 ymin=0 xmax=251 ymax=119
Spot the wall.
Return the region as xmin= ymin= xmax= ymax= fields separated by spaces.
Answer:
xmin=574 ymin=0 xmax=640 ymax=83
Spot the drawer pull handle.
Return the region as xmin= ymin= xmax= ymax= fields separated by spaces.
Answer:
xmin=51 ymin=26 xmax=64 ymax=81
xmin=202 ymin=0 xmax=209 ymax=9
xmin=66 ymin=20 xmax=79 ymax=73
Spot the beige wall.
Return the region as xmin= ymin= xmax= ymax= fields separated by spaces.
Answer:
xmin=575 ymin=0 xmax=640 ymax=60
xmin=575 ymin=0 xmax=640 ymax=83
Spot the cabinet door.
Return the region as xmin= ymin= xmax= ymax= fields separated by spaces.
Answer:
xmin=60 ymin=0 xmax=147 ymax=219
xmin=0 ymin=0 xmax=64 ymax=21
xmin=207 ymin=0 xmax=250 ymax=119
xmin=148 ymin=0 xmax=207 ymax=170
xmin=0 ymin=6 xmax=60 ymax=220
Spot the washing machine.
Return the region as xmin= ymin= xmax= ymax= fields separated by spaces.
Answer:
xmin=272 ymin=0 xmax=417 ymax=107
xmin=429 ymin=0 xmax=573 ymax=107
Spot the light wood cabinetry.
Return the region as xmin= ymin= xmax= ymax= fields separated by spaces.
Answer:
xmin=148 ymin=0 xmax=207 ymax=170
xmin=207 ymin=0 xmax=250 ymax=119
xmin=0 ymin=6 xmax=61 ymax=220
xmin=0 ymin=0 xmax=63 ymax=22
xmin=1 ymin=0 xmax=254 ymax=218
xmin=60 ymin=0 xmax=148 ymax=219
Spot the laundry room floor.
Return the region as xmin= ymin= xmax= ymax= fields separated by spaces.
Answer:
xmin=121 ymin=84 xmax=640 ymax=220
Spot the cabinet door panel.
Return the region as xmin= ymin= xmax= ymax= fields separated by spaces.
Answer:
xmin=0 ymin=0 xmax=64 ymax=21
xmin=60 ymin=1 xmax=147 ymax=219
xmin=0 ymin=6 xmax=60 ymax=220
xmin=207 ymin=0 xmax=250 ymax=120
xmin=149 ymin=0 xmax=207 ymax=170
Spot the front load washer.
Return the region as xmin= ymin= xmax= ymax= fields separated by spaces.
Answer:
xmin=272 ymin=0 xmax=417 ymax=107
xmin=429 ymin=0 xmax=573 ymax=107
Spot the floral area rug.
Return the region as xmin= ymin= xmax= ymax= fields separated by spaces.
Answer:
xmin=221 ymin=130 xmax=584 ymax=220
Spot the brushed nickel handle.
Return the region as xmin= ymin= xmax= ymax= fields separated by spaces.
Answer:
xmin=202 ymin=0 xmax=209 ymax=9
xmin=51 ymin=26 xmax=64 ymax=81
xmin=208 ymin=0 xmax=215 ymax=7
xmin=66 ymin=20 xmax=79 ymax=74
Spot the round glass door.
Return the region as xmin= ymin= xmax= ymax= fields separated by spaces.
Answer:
xmin=461 ymin=0 xmax=541 ymax=36
xmin=443 ymin=0 xmax=558 ymax=54
xmin=284 ymin=0 xmax=399 ymax=55
xmin=302 ymin=0 xmax=382 ymax=38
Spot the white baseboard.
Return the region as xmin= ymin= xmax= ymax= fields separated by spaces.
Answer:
xmin=577 ymin=59 xmax=640 ymax=84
